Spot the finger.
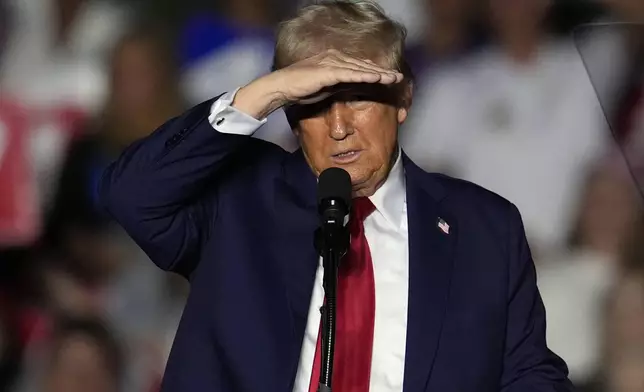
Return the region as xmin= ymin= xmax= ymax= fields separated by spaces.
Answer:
xmin=362 ymin=59 xmax=405 ymax=83
xmin=339 ymin=56 xmax=401 ymax=78
xmin=322 ymin=50 xmax=398 ymax=74
xmin=325 ymin=67 xmax=392 ymax=86
xmin=331 ymin=54 xmax=404 ymax=82
xmin=336 ymin=55 xmax=390 ymax=72
xmin=325 ymin=64 xmax=399 ymax=84
xmin=315 ymin=50 xmax=403 ymax=83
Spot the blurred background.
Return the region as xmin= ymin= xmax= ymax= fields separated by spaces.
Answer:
xmin=0 ymin=0 xmax=643 ymax=391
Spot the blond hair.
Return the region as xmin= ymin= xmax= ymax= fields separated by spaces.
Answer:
xmin=273 ymin=0 xmax=412 ymax=79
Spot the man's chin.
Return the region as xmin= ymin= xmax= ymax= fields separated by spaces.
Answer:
xmin=314 ymin=161 xmax=376 ymax=194
xmin=348 ymin=171 xmax=378 ymax=197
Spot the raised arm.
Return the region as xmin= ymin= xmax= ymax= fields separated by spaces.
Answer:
xmin=99 ymin=49 xmax=404 ymax=277
xmin=500 ymin=204 xmax=574 ymax=391
xmin=98 ymin=92 xmax=273 ymax=276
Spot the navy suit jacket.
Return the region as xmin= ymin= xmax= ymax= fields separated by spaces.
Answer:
xmin=99 ymin=98 xmax=573 ymax=392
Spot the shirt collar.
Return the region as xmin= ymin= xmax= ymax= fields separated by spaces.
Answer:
xmin=368 ymin=149 xmax=406 ymax=229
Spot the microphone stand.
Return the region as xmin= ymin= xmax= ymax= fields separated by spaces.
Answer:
xmin=314 ymin=224 xmax=349 ymax=392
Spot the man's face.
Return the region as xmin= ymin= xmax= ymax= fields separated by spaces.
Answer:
xmin=289 ymin=83 xmax=411 ymax=197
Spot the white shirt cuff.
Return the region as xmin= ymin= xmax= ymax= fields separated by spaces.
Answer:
xmin=208 ymin=88 xmax=267 ymax=135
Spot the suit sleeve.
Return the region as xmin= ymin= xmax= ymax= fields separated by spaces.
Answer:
xmin=500 ymin=203 xmax=575 ymax=392
xmin=98 ymin=93 xmax=272 ymax=277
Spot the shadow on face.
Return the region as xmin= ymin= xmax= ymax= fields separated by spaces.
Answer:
xmin=287 ymin=82 xmax=412 ymax=197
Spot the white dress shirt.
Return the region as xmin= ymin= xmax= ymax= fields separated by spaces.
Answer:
xmin=209 ymin=90 xmax=410 ymax=391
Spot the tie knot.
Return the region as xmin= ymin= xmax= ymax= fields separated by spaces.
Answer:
xmin=350 ymin=197 xmax=376 ymax=223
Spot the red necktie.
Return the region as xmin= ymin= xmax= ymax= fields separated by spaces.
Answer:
xmin=309 ymin=197 xmax=376 ymax=392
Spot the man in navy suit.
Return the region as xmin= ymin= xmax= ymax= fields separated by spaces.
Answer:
xmin=99 ymin=1 xmax=573 ymax=391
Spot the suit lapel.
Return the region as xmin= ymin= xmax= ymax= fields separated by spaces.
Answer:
xmin=402 ymin=155 xmax=457 ymax=392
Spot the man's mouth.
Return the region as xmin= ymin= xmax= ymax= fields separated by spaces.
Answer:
xmin=331 ymin=150 xmax=362 ymax=163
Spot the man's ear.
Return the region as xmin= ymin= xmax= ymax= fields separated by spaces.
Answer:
xmin=397 ymin=81 xmax=414 ymax=124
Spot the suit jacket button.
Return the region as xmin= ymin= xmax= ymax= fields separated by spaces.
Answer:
xmin=165 ymin=136 xmax=179 ymax=147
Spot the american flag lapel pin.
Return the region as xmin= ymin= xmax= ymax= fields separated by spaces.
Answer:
xmin=437 ymin=218 xmax=450 ymax=234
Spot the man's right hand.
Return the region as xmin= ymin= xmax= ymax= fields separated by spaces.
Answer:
xmin=232 ymin=49 xmax=404 ymax=119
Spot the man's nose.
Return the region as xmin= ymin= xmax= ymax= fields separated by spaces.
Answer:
xmin=325 ymin=102 xmax=354 ymax=141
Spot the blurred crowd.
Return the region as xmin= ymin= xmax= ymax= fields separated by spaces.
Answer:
xmin=0 ymin=0 xmax=643 ymax=391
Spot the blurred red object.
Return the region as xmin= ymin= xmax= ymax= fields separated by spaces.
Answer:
xmin=52 ymin=105 xmax=87 ymax=141
xmin=0 ymin=97 xmax=88 ymax=247
xmin=0 ymin=290 xmax=51 ymax=349
xmin=0 ymin=98 xmax=40 ymax=246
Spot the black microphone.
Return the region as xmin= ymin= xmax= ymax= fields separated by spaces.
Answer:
xmin=315 ymin=167 xmax=352 ymax=392
xmin=317 ymin=167 xmax=352 ymax=230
